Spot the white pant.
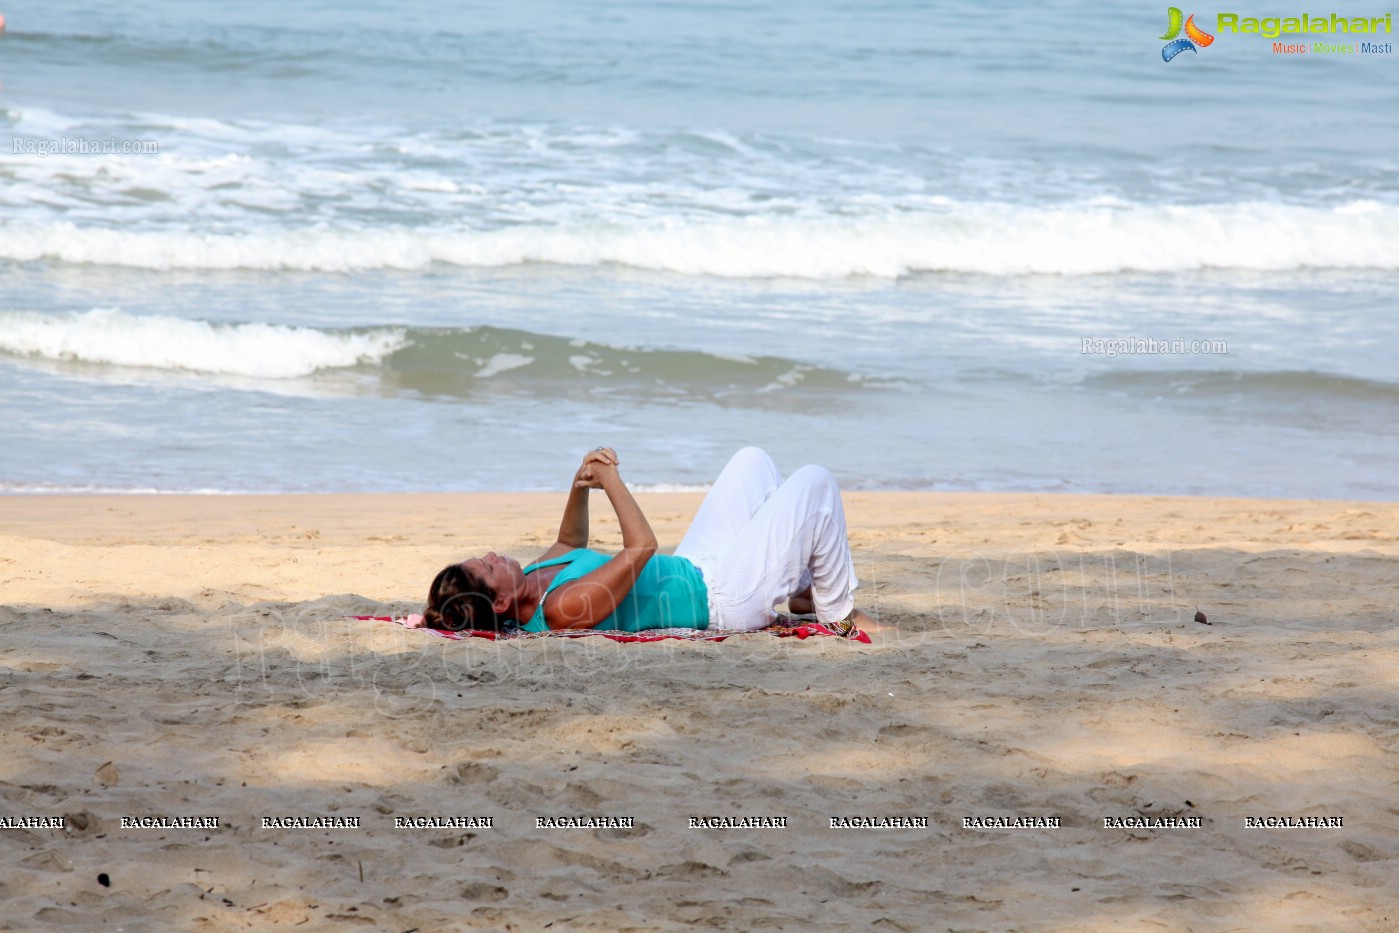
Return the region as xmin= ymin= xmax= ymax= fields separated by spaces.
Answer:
xmin=674 ymin=447 xmax=859 ymax=632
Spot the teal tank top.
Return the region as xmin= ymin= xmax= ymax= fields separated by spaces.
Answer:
xmin=520 ymin=549 xmax=709 ymax=633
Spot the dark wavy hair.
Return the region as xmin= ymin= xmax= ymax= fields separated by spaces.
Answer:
xmin=422 ymin=563 xmax=501 ymax=632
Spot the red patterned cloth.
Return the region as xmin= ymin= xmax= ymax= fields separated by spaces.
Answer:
xmin=350 ymin=615 xmax=871 ymax=644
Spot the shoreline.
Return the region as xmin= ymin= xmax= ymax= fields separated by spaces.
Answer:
xmin=7 ymin=487 xmax=1398 ymax=536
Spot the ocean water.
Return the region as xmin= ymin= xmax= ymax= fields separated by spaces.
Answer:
xmin=1 ymin=0 xmax=1396 ymax=497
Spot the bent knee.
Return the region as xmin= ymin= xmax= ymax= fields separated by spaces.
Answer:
xmin=727 ymin=446 xmax=777 ymax=472
xmin=791 ymin=463 xmax=838 ymax=490
xmin=732 ymin=446 xmax=772 ymax=462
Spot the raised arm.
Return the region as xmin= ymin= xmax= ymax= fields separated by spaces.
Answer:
xmin=534 ymin=447 xmax=618 ymax=564
xmin=543 ymin=455 xmax=658 ymax=630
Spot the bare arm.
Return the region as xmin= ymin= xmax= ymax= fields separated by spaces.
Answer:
xmin=534 ymin=448 xmax=618 ymax=564
xmin=544 ymin=457 xmax=658 ymax=630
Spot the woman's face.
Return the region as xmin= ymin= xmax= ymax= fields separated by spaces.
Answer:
xmin=459 ymin=551 xmax=523 ymax=601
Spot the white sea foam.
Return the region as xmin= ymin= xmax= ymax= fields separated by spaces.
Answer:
xmin=7 ymin=104 xmax=1397 ymax=279
xmin=630 ymin=483 xmax=714 ymax=494
xmin=0 ymin=309 xmax=407 ymax=378
xmin=474 ymin=353 xmax=534 ymax=378
xmin=0 ymin=482 xmax=249 ymax=495
xmin=2 ymin=201 xmax=1396 ymax=277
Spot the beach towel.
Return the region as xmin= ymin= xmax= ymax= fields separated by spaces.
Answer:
xmin=351 ymin=615 xmax=871 ymax=644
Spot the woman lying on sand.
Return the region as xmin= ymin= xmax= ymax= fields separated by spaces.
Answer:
xmin=423 ymin=447 xmax=874 ymax=636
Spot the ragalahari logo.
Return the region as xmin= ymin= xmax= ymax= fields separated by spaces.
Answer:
xmin=1161 ymin=7 xmax=1216 ymax=60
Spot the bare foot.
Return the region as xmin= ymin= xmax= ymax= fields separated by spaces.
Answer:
xmin=846 ymin=608 xmax=877 ymax=629
xmin=821 ymin=607 xmax=877 ymax=638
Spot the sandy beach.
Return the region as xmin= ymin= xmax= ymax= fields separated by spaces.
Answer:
xmin=2 ymin=491 xmax=1397 ymax=932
